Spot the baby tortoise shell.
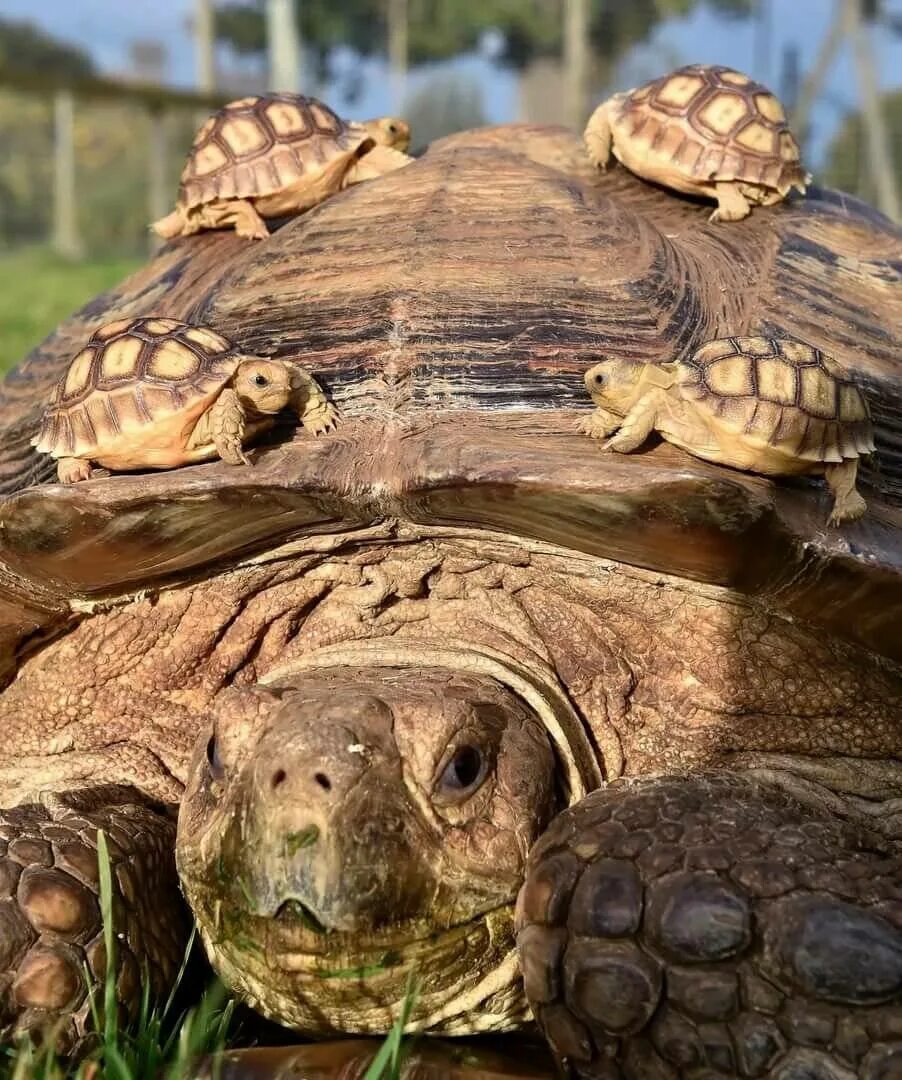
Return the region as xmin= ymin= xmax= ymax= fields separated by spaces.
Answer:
xmin=680 ymin=336 xmax=874 ymax=462
xmin=179 ymin=93 xmax=366 ymax=210
xmin=586 ymin=64 xmax=808 ymax=221
xmin=33 ymin=318 xmax=237 ymax=462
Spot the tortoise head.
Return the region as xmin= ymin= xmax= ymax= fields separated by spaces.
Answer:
xmin=363 ymin=116 xmax=411 ymax=151
xmin=177 ymin=664 xmax=561 ymax=1032
xmin=583 ymin=357 xmax=646 ymax=415
xmin=233 ymin=357 xmax=294 ymax=415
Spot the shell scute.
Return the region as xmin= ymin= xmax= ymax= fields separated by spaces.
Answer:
xmin=679 ymin=336 xmax=873 ymax=463
xmin=614 ymin=64 xmax=804 ymax=192
xmin=34 ymin=318 xmax=242 ymax=460
xmin=177 ymin=93 xmax=358 ymax=209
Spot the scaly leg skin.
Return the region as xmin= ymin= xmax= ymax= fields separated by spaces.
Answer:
xmin=209 ymin=389 xmax=250 ymax=466
xmin=232 ymin=200 xmax=269 ymax=241
xmin=578 ymin=408 xmax=622 ymax=441
xmin=191 ymin=199 xmax=269 ymax=240
xmin=824 ymin=459 xmax=867 ymax=526
xmin=0 ymin=792 xmax=189 ymax=1052
xmin=56 ymin=457 xmax=92 ymax=484
xmin=517 ymin=774 xmax=902 ymax=1079
xmin=603 ymin=391 xmax=662 ymax=453
xmin=584 ymin=102 xmax=613 ymax=171
xmin=343 ymin=145 xmax=413 ymax=186
xmin=286 ymin=367 xmax=339 ymax=435
xmin=710 ymin=182 xmax=752 ymax=224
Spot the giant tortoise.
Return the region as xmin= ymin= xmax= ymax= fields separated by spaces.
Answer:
xmin=0 ymin=124 xmax=899 ymax=1078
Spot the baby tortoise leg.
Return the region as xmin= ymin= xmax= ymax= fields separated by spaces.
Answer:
xmin=285 ymin=366 xmax=339 ymax=435
xmin=603 ymin=390 xmax=665 ymax=453
xmin=517 ymin=774 xmax=902 ymax=1079
xmin=56 ymin=458 xmax=92 ymax=484
xmin=209 ymin=389 xmax=250 ymax=466
xmin=578 ymin=408 xmax=621 ymax=441
xmin=0 ymin=791 xmax=189 ymax=1052
xmin=193 ymin=199 xmax=269 ymax=240
xmin=343 ymin=145 xmax=412 ymax=185
xmin=710 ymin=182 xmax=752 ymax=223
xmin=583 ymin=101 xmax=613 ymax=171
xmin=824 ymin=459 xmax=867 ymax=526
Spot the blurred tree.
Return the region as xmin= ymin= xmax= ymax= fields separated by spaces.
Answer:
xmin=215 ymin=0 xmax=752 ymax=81
xmin=402 ymin=72 xmax=487 ymax=148
xmin=0 ymin=17 xmax=95 ymax=79
xmin=824 ymin=87 xmax=902 ymax=206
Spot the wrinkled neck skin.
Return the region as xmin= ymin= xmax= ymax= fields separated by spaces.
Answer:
xmin=2 ymin=523 xmax=899 ymax=1034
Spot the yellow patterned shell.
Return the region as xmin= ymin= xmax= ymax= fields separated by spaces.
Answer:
xmin=677 ymin=337 xmax=875 ymax=463
xmin=612 ymin=65 xmax=807 ymax=195
xmin=33 ymin=319 xmax=240 ymax=460
xmin=177 ymin=94 xmax=367 ymax=210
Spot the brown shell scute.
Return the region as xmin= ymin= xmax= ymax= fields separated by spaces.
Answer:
xmin=616 ymin=65 xmax=805 ymax=192
xmin=178 ymin=94 xmax=358 ymax=209
xmin=34 ymin=319 xmax=237 ymax=459
xmin=679 ymin=337 xmax=875 ymax=462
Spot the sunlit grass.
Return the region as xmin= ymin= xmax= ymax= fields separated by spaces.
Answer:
xmin=0 ymin=249 xmax=140 ymax=376
xmin=0 ymin=830 xmax=417 ymax=1079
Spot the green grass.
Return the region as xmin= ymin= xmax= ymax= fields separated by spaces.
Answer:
xmin=0 ymin=249 xmax=141 ymax=376
xmin=0 ymin=830 xmax=416 ymax=1079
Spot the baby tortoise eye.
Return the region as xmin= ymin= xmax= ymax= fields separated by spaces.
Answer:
xmin=435 ymin=745 xmax=487 ymax=802
xmin=593 ymin=372 xmax=605 ymax=385
xmin=206 ymin=733 xmax=225 ymax=784
xmin=253 ymin=373 xmax=269 ymax=388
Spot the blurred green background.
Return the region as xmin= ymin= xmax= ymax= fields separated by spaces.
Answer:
xmin=0 ymin=0 xmax=899 ymax=375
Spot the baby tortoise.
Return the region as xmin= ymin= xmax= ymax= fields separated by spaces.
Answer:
xmin=581 ymin=335 xmax=874 ymax=525
xmin=152 ymin=93 xmax=412 ymax=240
xmin=585 ymin=64 xmax=809 ymax=221
xmin=33 ymin=317 xmax=336 ymax=483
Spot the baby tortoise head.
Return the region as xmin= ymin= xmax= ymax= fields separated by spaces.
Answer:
xmin=363 ymin=117 xmax=411 ymax=152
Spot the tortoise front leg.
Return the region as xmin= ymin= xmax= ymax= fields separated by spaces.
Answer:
xmin=602 ymin=390 xmax=663 ymax=453
xmin=577 ymin=407 xmax=621 ymax=441
xmin=0 ymin=792 xmax=189 ymax=1051
xmin=56 ymin=457 xmax=93 ymax=484
xmin=583 ymin=100 xmax=613 ymax=171
xmin=284 ymin=365 xmax=339 ymax=435
xmin=824 ymin=458 xmax=867 ymax=526
xmin=343 ymin=145 xmax=412 ymax=186
xmin=209 ymin=389 xmax=250 ymax=466
xmin=710 ymin=182 xmax=752 ymax=223
xmin=517 ymin=775 xmax=902 ymax=1078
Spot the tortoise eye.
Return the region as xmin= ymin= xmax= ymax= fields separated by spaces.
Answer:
xmin=593 ymin=372 xmax=605 ymax=385
xmin=435 ymin=744 xmax=487 ymax=802
xmin=206 ymin=734 xmax=225 ymax=784
xmin=253 ymin=374 xmax=269 ymax=388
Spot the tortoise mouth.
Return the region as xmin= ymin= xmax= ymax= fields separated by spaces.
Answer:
xmin=244 ymin=895 xmax=516 ymax=966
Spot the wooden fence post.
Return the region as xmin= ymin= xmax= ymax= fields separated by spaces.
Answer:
xmin=148 ymin=107 xmax=170 ymax=252
xmin=52 ymin=89 xmax=82 ymax=259
xmin=563 ymin=0 xmax=590 ymax=131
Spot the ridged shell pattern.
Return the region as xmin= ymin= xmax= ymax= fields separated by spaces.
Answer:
xmin=33 ymin=318 xmax=238 ymax=459
xmin=678 ymin=336 xmax=875 ymax=462
xmin=178 ymin=94 xmax=360 ymax=209
xmin=615 ymin=65 xmax=806 ymax=193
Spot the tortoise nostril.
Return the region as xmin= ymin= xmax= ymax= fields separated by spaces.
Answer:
xmin=271 ymin=768 xmax=287 ymax=789
xmin=314 ymin=772 xmax=332 ymax=791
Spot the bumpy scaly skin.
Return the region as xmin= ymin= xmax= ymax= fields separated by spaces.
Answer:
xmin=0 ymin=536 xmax=899 ymax=1043
xmin=0 ymin=796 xmax=188 ymax=1050
xmin=517 ymin=776 xmax=902 ymax=1078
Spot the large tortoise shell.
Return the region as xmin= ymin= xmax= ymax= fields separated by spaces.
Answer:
xmin=613 ymin=65 xmax=806 ymax=193
xmin=678 ymin=336 xmax=875 ymax=463
xmin=33 ymin=318 xmax=238 ymax=460
xmin=178 ymin=93 xmax=364 ymax=209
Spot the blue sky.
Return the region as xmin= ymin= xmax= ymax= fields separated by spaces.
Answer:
xmin=2 ymin=0 xmax=900 ymax=164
